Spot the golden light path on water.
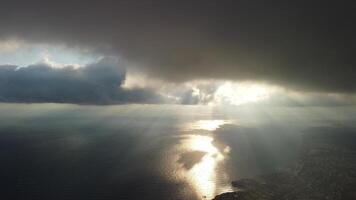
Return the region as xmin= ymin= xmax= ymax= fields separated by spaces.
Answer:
xmin=178 ymin=120 xmax=232 ymax=199
xmin=189 ymin=120 xmax=229 ymax=131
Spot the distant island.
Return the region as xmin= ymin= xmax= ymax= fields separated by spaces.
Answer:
xmin=213 ymin=128 xmax=356 ymax=200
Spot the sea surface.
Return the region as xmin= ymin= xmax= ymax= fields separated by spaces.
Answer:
xmin=1 ymin=104 xmax=355 ymax=200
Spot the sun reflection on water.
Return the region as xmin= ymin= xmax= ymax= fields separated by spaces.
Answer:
xmin=187 ymin=120 xmax=230 ymax=131
xmin=187 ymin=135 xmax=225 ymax=199
xmin=177 ymin=119 xmax=232 ymax=199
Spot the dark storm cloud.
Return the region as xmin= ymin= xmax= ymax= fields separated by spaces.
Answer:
xmin=0 ymin=58 xmax=165 ymax=104
xmin=0 ymin=1 xmax=355 ymax=92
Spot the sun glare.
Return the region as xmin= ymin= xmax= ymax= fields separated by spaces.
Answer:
xmin=213 ymin=82 xmax=272 ymax=105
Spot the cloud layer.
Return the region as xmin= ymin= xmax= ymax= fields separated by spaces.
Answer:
xmin=0 ymin=1 xmax=355 ymax=92
xmin=0 ymin=58 xmax=164 ymax=104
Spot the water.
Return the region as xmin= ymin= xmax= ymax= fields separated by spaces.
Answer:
xmin=1 ymin=104 xmax=355 ymax=200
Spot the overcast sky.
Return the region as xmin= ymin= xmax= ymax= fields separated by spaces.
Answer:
xmin=0 ymin=1 xmax=355 ymax=105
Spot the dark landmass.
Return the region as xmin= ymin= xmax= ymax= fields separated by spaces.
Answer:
xmin=213 ymin=128 xmax=356 ymax=200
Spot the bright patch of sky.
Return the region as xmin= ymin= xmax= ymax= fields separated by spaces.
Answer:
xmin=0 ymin=39 xmax=100 ymax=67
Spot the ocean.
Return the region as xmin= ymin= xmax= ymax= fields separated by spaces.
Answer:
xmin=1 ymin=104 xmax=355 ymax=200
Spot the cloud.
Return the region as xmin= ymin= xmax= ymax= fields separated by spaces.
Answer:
xmin=167 ymin=81 xmax=356 ymax=106
xmin=0 ymin=39 xmax=20 ymax=53
xmin=0 ymin=57 xmax=165 ymax=104
xmin=0 ymin=1 xmax=355 ymax=93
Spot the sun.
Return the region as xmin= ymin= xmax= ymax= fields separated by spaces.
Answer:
xmin=213 ymin=82 xmax=272 ymax=105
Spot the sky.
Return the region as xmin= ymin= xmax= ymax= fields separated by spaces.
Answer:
xmin=0 ymin=1 xmax=355 ymax=105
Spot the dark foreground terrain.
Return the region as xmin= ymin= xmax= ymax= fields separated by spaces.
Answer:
xmin=214 ymin=127 xmax=356 ymax=200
